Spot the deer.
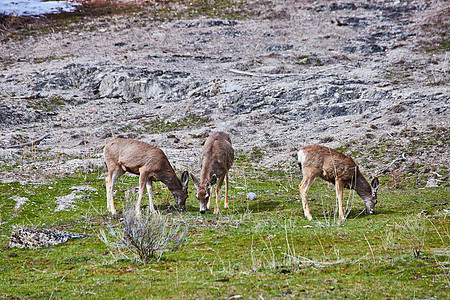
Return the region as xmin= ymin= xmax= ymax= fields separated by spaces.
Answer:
xmin=104 ymin=138 xmax=189 ymax=215
xmin=190 ymin=132 xmax=234 ymax=214
xmin=297 ymin=144 xmax=379 ymax=222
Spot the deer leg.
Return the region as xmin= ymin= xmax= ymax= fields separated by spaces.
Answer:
xmin=207 ymin=186 xmax=214 ymax=210
xmin=335 ymin=179 xmax=345 ymax=223
xmin=136 ymin=172 xmax=148 ymax=215
xmin=106 ymin=173 xmax=112 ymax=213
xmin=214 ymin=175 xmax=225 ymax=214
xmin=299 ymin=175 xmax=315 ymax=220
xmin=146 ymin=180 xmax=156 ymax=213
xmin=106 ymin=168 xmax=123 ymax=215
xmin=224 ymin=173 xmax=229 ymax=209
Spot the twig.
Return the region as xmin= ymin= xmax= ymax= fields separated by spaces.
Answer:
xmin=379 ymin=153 xmax=407 ymax=175
xmin=371 ymin=115 xmax=382 ymax=121
xmin=364 ymin=234 xmax=376 ymax=264
xmin=125 ymin=113 xmax=155 ymax=121
xmin=229 ymin=66 xmax=338 ymax=79
xmin=229 ymin=68 xmax=290 ymax=77
xmin=2 ymin=133 xmax=51 ymax=149
xmin=108 ymin=127 xmax=115 ymax=139
xmin=354 ymin=208 xmax=366 ymax=219
xmin=271 ymin=114 xmax=288 ymax=122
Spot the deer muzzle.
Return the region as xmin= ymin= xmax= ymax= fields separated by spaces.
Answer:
xmin=199 ymin=202 xmax=208 ymax=214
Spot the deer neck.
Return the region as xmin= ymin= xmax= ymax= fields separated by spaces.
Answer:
xmin=159 ymin=169 xmax=182 ymax=192
xmin=200 ymin=163 xmax=214 ymax=187
xmin=354 ymin=171 xmax=372 ymax=201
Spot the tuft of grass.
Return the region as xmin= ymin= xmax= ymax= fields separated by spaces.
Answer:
xmin=382 ymin=216 xmax=427 ymax=258
xmin=295 ymin=54 xmax=324 ymax=66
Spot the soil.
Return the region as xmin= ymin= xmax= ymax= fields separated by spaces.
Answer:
xmin=0 ymin=0 xmax=448 ymax=184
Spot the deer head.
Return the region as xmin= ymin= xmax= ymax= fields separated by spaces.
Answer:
xmin=363 ymin=177 xmax=380 ymax=214
xmin=172 ymin=171 xmax=190 ymax=211
xmin=190 ymin=173 xmax=217 ymax=213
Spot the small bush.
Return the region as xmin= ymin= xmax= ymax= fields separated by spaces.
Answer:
xmin=100 ymin=206 xmax=187 ymax=264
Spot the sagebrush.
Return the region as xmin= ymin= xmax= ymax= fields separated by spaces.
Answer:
xmin=100 ymin=205 xmax=187 ymax=263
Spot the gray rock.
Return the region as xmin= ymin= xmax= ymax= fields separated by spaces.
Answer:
xmin=247 ymin=192 xmax=257 ymax=200
xmin=9 ymin=228 xmax=88 ymax=249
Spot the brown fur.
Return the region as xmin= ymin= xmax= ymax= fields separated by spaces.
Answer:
xmin=104 ymin=138 xmax=189 ymax=214
xmin=190 ymin=132 xmax=234 ymax=214
xmin=298 ymin=145 xmax=379 ymax=222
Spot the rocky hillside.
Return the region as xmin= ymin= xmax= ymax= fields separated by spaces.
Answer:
xmin=0 ymin=0 xmax=448 ymax=184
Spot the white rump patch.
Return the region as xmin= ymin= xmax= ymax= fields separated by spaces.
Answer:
xmin=297 ymin=150 xmax=306 ymax=164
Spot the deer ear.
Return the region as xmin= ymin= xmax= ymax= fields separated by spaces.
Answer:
xmin=209 ymin=174 xmax=217 ymax=186
xmin=181 ymin=171 xmax=189 ymax=187
xmin=371 ymin=177 xmax=380 ymax=191
xmin=190 ymin=172 xmax=200 ymax=188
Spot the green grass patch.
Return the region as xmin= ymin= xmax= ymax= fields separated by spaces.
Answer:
xmin=0 ymin=157 xmax=449 ymax=299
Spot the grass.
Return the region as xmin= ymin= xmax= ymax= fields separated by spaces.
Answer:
xmin=25 ymin=95 xmax=71 ymax=111
xmin=0 ymin=157 xmax=449 ymax=299
xmin=142 ymin=113 xmax=211 ymax=134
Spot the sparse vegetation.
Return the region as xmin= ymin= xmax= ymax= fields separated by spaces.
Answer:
xmin=383 ymin=216 xmax=427 ymax=258
xmin=295 ymin=54 xmax=324 ymax=66
xmin=25 ymin=95 xmax=69 ymax=111
xmin=0 ymin=0 xmax=272 ymax=40
xmin=421 ymin=7 xmax=450 ymax=53
xmin=235 ymin=147 xmax=267 ymax=163
xmin=142 ymin=113 xmax=211 ymax=133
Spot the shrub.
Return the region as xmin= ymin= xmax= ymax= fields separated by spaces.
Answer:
xmin=100 ymin=205 xmax=187 ymax=264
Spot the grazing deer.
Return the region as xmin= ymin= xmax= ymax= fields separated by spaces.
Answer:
xmin=104 ymin=138 xmax=189 ymax=215
xmin=190 ymin=132 xmax=234 ymax=214
xmin=298 ymin=145 xmax=379 ymax=222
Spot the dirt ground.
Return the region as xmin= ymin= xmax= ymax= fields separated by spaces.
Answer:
xmin=0 ymin=0 xmax=448 ymax=184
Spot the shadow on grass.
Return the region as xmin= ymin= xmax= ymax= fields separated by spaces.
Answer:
xmin=121 ymin=196 xmax=388 ymax=222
